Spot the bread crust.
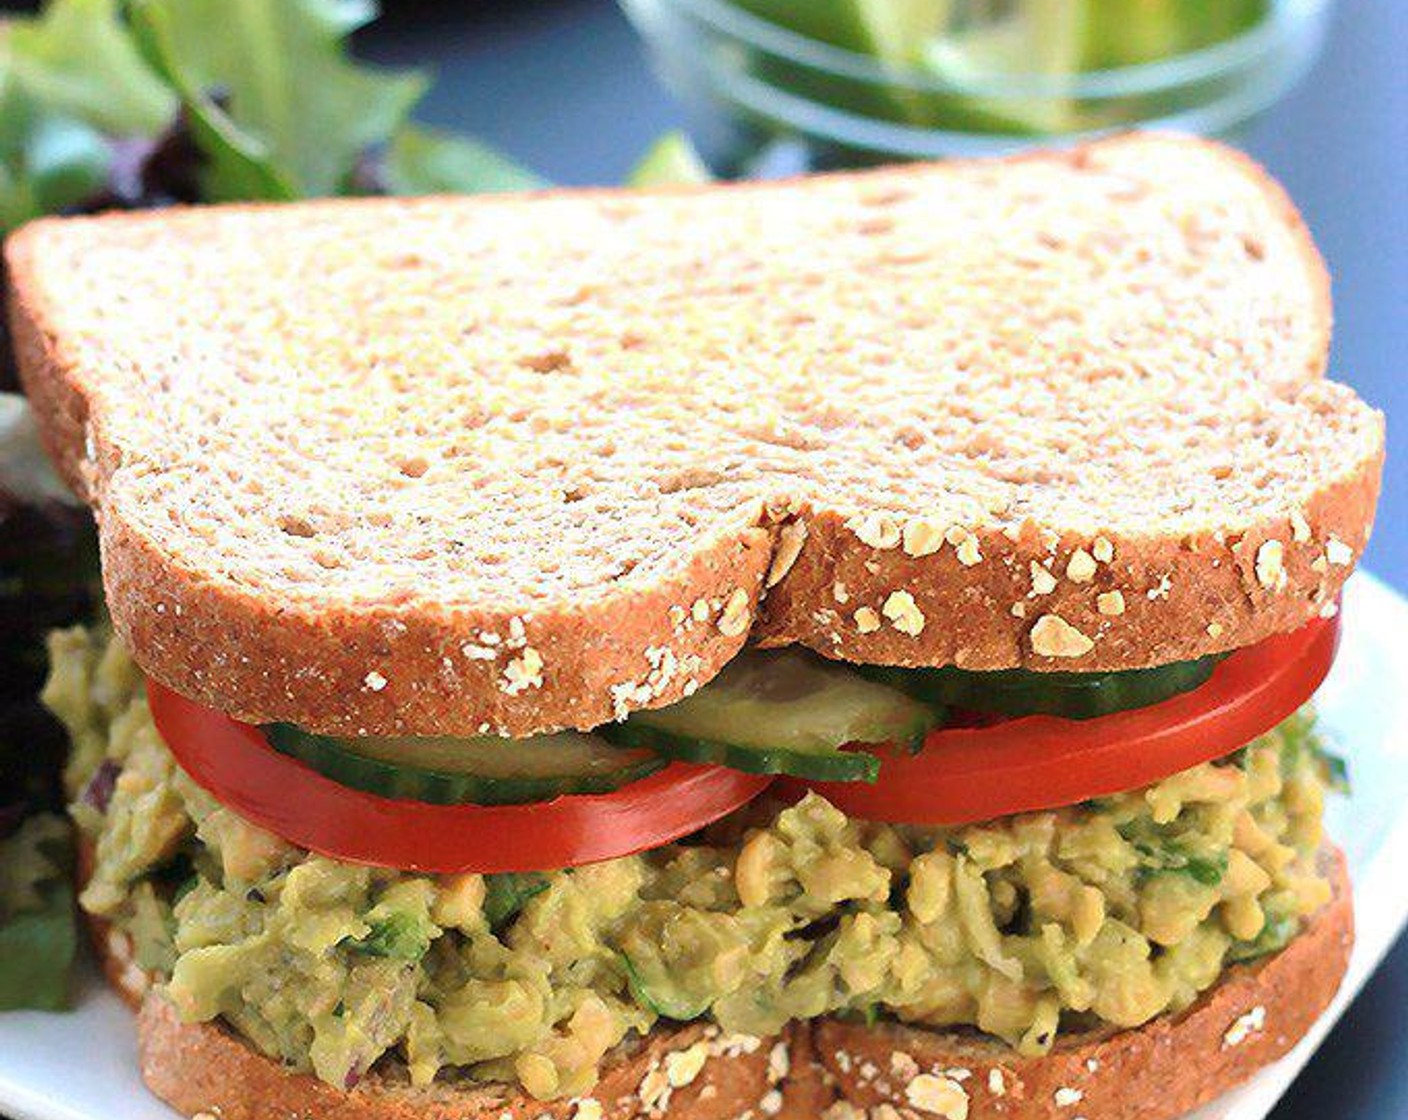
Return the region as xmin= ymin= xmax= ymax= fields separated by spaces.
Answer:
xmin=7 ymin=134 xmax=1382 ymax=735
xmin=88 ymin=847 xmax=1351 ymax=1120
xmin=137 ymin=998 xmax=781 ymax=1120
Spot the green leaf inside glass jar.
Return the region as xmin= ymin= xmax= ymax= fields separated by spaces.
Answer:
xmin=730 ymin=0 xmax=1272 ymax=134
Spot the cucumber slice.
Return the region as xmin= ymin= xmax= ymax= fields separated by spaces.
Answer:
xmin=599 ymin=649 xmax=937 ymax=783
xmin=263 ymin=725 xmax=666 ymax=806
xmin=860 ymin=656 xmax=1221 ymax=721
xmin=620 ymin=952 xmax=710 ymax=1021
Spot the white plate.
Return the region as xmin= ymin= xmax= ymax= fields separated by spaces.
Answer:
xmin=2 ymin=573 xmax=1407 ymax=1120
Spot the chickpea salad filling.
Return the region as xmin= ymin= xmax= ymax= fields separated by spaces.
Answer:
xmin=48 ymin=626 xmax=1343 ymax=1101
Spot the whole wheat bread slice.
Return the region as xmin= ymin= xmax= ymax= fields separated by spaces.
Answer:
xmin=90 ymin=845 xmax=1351 ymax=1120
xmin=7 ymin=134 xmax=1383 ymax=736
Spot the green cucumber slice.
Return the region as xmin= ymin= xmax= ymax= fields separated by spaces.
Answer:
xmin=599 ymin=649 xmax=937 ymax=783
xmin=860 ymin=656 xmax=1221 ymax=721
xmin=263 ymin=725 xmax=666 ymax=806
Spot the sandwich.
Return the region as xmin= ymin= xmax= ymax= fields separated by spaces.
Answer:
xmin=5 ymin=133 xmax=1384 ymax=1119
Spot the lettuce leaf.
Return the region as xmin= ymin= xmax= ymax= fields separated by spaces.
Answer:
xmin=0 ymin=79 xmax=110 ymax=230
xmin=5 ymin=0 xmax=173 ymax=137
xmin=382 ymin=125 xmax=544 ymax=196
xmin=0 ymin=882 xmax=76 ymax=1011
xmin=628 ymin=132 xmax=712 ymax=187
xmin=0 ymin=815 xmax=76 ymax=1011
xmin=129 ymin=0 xmax=426 ymax=200
xmin=0 ymin=0 xmax=176 ymax=230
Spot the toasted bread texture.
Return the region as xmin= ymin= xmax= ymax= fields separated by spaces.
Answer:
xmin=8 ymin=134 xmax=1383 ymax=735
xmin=91 ymin=845 xmax=1351 ymax=1120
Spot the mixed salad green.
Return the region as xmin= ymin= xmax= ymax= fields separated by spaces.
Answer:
xmin=0 ymin=0 xmax=543 ymax=237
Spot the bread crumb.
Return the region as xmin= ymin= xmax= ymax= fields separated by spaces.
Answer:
xmin=1320 ymin=599 xmax=1339 ymax=619
xmin=664 ymin=1042 xmax=709 ymax=1087
xmin=1066 ymin=549 xmax=1097 ymax=583
xmin=363 ymin=670 xmax=388 ymax=692
xmin=668 ymin=604 xmax=687 ymax=628
xmin=821 ymin=1104 xmax=864 ymax=1120
xmin=907 ymin=1073 xmax=970 ymax=1118
xmin=903 ymin=517 xmax=947 ymax=557
xmin=1223 ymin=1005 xmax=1267 ymax=1048
xmin=571 ymin=1100 xmax=604 ymax=1120
xmin=1207 ymin=621 xmax=1224 ymax=638
xmin=1010 ymin=601 xmax=1027 ymax=618
xmin=1255 ymin=540 xmax=1286 ymax=590
xmin=1085 ymin=1058 xmax=1100 ymax=1073
xmin=987 ymin=1067 xmax=1006 ymax=1096
xmin=759 ymin=1089 xmax=783 ymax=1115
xmin=768 ymin=1041 xmax=791 ymax=1083
xmin=501 ymin=648 xmax=544 ymax=695
xmin=718 ymin=588 xmax=751 ymax=636
xmin=461 ymin=642 xmax=498 ymax=661
xmin=1054 ymin=1087 xmax=1084 ymax=1107
xmin=637 ymin=1062 xmax=671 ymax=1110
xmin=854 ymin=606 xmax=882 ymax=633
xmin=890 ymin=1052 xmax=920 ymax=1081
xmin=1147 ymin=575 xmax=1172 ymax=600
xmin=1092 ymin=536 xmax=1115 ymax=563
xmin=712 ymin=1033 xmax=763 ymax=1057
xmin=953 ymin=532 xmax=982 ymax=567
xmin=1096 ymin=590 xmax=1125 ymax=616
xmin=766 ymin=520 xmax=808 ymax=587
xmin=1310 ymin=555 xmax=1328 ymax=574
xmin=849 ymin=511 xmax=901 ymax=549
xmin=691 ymin=598 xmax=712 ymax=622
xmin=1290 ymin=509 xmax=1312 ymax=543
xmin=1030 ymin=561 xmax=1057 ymax=596
xmin=1325 ymin=536 xmax=1353 ymax=566
xmin=883 ymin=590 xmax=926 ymax=636
xmin=833 ymin=581 xmax=849 ymax=603
xmin=1030 ymin=614 xmax=1095 ymax=658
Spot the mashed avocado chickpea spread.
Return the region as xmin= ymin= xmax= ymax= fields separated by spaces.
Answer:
xmin=47 ymin=626 xmax=1340 ymax=1101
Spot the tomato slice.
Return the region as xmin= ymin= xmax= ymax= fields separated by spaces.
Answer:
xmin=787 ymin=614 xmax=1339 ymax=827
xmin=147 ymin=681 xmax=773 ymax=874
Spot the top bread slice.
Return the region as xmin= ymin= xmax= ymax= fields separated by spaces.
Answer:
xmin=6 ymin=133 xmax=1383 ymax=736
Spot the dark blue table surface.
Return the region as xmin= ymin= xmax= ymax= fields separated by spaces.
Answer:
xmin=361 ymin=2 xmax=1406 ymax=1117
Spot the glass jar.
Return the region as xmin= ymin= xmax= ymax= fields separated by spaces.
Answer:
xmin=620 ymin=0 xmax=1333 ymax=175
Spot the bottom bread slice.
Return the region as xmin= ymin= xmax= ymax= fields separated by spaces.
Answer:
xmin=94 ymin=847 xmax=1352 ymax=1120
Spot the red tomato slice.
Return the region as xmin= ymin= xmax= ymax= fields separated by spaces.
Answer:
xmin=148 ymin=681 xmax=773 ymax=874
xmin=787 ymin=614 xmax=1340 ymax=827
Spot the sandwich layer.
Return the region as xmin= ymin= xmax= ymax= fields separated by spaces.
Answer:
xmin=54 ymin=626 xmax=1345 ymax=1108
xmin=90 ymin=836 xmax=1354 ymax=1120
xmin=7 ymin=134 xmax=1384 ymax=735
